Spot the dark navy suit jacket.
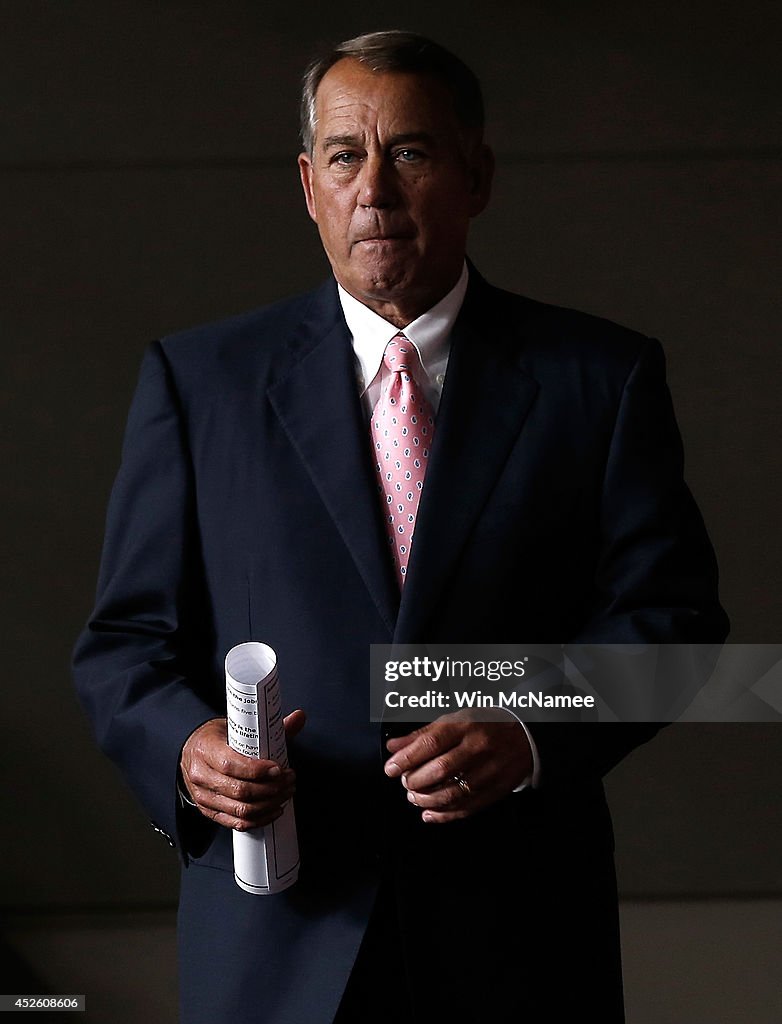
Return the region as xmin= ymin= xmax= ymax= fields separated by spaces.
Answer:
xmin=74 ymin=269 xmax=728 ymax=1022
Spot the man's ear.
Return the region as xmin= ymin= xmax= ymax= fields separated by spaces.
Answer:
xmin=467 ymin=143 xmax=495 ymax=218
xmin=298 ymin=152 xmax=318 ymax=223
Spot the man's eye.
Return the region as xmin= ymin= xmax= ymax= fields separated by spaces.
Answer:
xmin=395 ymin=149 xmax=424 ymax=163
xmin=332 ymin=151 xmax=359 ymax=165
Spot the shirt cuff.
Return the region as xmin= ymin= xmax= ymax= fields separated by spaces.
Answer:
xmin=177 ymin=768 xmax=198 ymax=808
xmin=494 ymin=708 xmax=541 ymax=791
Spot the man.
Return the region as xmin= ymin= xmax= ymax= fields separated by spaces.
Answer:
xmin=74 ymin=30 xmax=728 ymax=1024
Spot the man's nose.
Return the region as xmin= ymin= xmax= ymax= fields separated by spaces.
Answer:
xmin=357 ymin=154 xmax=397 ymax=208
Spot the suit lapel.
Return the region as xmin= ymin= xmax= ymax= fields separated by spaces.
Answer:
xmin=266 ymin=275 xmax=540 ymax=643
xmin=267 ymin=283 xmax=399 ymax=635
xmin=395 ymin=280 xmax=540 ymax=641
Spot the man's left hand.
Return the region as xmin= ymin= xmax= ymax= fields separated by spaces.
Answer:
xmin=384 ymin=713 xmax=532 ymax=823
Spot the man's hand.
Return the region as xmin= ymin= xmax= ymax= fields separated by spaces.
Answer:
xmin=384 ymin=712 xmax=531 ymax=823
xmin=180 ymin=710 xmax=306 ymax=831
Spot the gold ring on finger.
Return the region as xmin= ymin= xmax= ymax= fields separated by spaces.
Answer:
xmin=452 ymin=772 xmax=471 ymax=796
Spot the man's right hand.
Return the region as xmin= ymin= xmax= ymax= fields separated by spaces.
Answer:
xmin=180 ymin=711 xmax=305 ymax=831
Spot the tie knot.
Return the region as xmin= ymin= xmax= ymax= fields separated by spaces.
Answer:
xmin=383 ymin=335 xmax=413 ymax=373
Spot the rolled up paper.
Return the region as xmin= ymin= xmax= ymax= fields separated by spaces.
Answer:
xmin=225 ymin=642 xmax=299 ymax=894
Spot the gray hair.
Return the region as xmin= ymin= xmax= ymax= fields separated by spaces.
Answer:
xmin=300 ymin=30 xmax=485 ymax=155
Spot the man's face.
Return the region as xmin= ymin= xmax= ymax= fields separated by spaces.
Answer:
xmin=298 ymin=59 xmax=493 ymax=326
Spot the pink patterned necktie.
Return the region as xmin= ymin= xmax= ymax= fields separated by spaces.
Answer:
xmin=370 ymin=335 xmax=436 ymax=585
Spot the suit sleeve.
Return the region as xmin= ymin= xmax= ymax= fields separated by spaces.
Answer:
xmin=527 ymin=338 xmax=730 ymax=786
xmin=72 ymin=341 xmax=219 ymax=853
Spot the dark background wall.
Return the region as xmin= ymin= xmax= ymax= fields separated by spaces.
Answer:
xmin=2 ymin=1 xmax=780 ymax=1018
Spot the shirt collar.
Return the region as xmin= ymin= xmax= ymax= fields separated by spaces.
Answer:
xmin=338 ymin=262 xmax=469 ymax=391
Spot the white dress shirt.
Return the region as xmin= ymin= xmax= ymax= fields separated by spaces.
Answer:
xmin=338 ymin=262 xmax=468 ymax=417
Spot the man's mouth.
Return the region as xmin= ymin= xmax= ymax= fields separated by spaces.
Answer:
xmin=354 ymin=234 xmax=411 ymax=244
